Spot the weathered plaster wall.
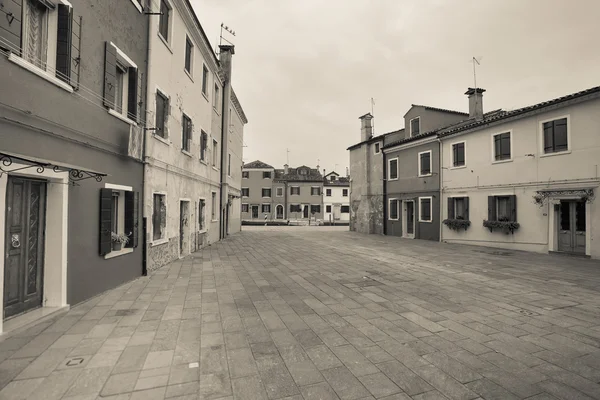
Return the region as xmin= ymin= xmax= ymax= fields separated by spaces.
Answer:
xmin=241 ymin=168 xmax=274 ymax=219
xmin=349 ymin=141 xmax=384 ymax=234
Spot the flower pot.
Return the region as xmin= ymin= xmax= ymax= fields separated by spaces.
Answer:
xmin=113 ymin=242 xmax=123 ymax=251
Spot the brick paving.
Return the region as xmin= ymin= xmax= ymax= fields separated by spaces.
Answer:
xmin=1 ymin=227 xmax=600 ymax=400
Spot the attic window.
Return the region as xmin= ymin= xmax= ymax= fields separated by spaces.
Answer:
xmin=330 ymin=176 xmax=336 ymax=181
xmin=299 ymin=169 xmax=307 ymax=176
xmin=410 ymin=117 xmax=420 ymax=137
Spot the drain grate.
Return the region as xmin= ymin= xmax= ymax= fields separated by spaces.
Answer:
xmin=517 ymin=309 xmax=540 ymax=316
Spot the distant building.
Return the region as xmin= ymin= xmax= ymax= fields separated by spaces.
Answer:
xmin=323 ymin=171 xmax=350 ymax=224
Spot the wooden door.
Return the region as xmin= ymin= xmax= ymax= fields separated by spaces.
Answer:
xmin=252 ymin=206 xmax=259 ymax=219
xmin=179 ymin=201 xmax=184 ymax=254
xmin=558 ymin=200 xmax=586 ymax=254
xmin=4 ymin=177 xmax=46 ymax=319
xmin=303 ymin=205 xmax=309 ymax=218
xmin=333 ymin=204 xmax=341 ymax=220
xmin=406 ymin=201 xmax=415 ymax=236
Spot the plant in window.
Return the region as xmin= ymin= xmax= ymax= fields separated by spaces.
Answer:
xmin=482 ymin=217 xmax=520 ymax=234
xmin=442 ymin=217 xmax=471 ymax=231
xmin=111 ymin=232 xmax=130 ymax=251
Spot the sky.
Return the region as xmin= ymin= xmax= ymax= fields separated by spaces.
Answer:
xmin=191 ymin=0 xmax=600 ymax=176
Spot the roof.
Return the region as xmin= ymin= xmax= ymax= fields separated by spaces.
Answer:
xmin=231 ymin=89 xmax=248 ymax=124
xmin=347 ymin=130 xmax=398 ymax=151
xmin=324 ymin=171 xmax=340 ymax=177
xmin=406 ymin=104 xmax=468 ymax=117
xmin=243 ymin=160 xmax=273 ymax=169
xmin=324 ymin=176 xmax=350 ymax=186
xmin=274 ymin=165 xmax=323 ymax=182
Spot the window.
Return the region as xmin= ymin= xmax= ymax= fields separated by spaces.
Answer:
xmin=228 ymin=154 xmax=231 ymax=176
xmin=241 ymin=204 xmax=249 ymax=213
xmin=341 ymin=206 xmax=350 ymax=213
xmin=212 ymin=139 xmax=218 ymax=166
xmin=200 ymin=131 xmax=208 ymax=161
xmin=263 ymin=171 xmax=272 ymax=179
xmin=447 ymin=197 xmax=469 ymax=220
xmin=419 ymin=197 xmax=432 ymax=222
xmin=290 ymin=204 xmax=301 ymax=213
xmin=410 ymin=117 xmax=420 ymax=137
xmin=388 ymin=158 xmax=398 ymax=180
xmin=159 ymin=0 xmax=170 ymax=41
xmin=211 ymin=192 xmax=217 ymax=220
xmin=326 ymin=189 xmax=332 ymax=197
xmin=182 ymin=114 xmax=192 ymax=152
xmin=276 ymin=187 xmax=283 ymax=197
xmin=452 ymin=142 xmax=465 ymax=167
xmin=241 ymin=188 xmax=249 ymax=197
xmin=152 ymin=193 xmax=166 ymax=241
xmin=262 ymin=204 xmax=271 ymax=213
xmin=104 ymin=42 xmax=139 ymax=123
xmin=330 ymin=176 xmax=336 ymax=181
xmin=374 ymin=143 xmax=381 ymax=154
xmin=419 ymin=151 xmax=432 ymax=176
xmin=311 ymin=205 xmax=321 ymax=214
xmin=342 ymin=189 xmax=348 ymax=197
xmin=202 ymin=65 xmax=209 ymax=96
xmin=242 ymin=171 xmax=249 ymax=179
xmin=543 ymin=117 xmax=568 ymax=154
xmin=155 ymin=91 xmax=169 ymax=138
xmin=22 ymin=0 xmax=49 ymax=69
xmin=214 ymin=83 xmax=220 ymax=109
xmin=291 ymin=186 xmax=300 ymax=195
xmin=198 ymin=199 xmax=205 ymax=231
xmin=326 ymin=205 xmax=332 ymax=213
xmin=99 ymin=186 xmax=139 ymax=256
xmin=184 ymin=36 xmax=193 ymax=75
xmin=311 ymin=187 xmax=321 ymax=196
xmin=389 ymin=199 xmax=399 ymax=220
xmin=299 ymin=169 xmax=308 ymax=176
xmin=493 ymin=132 xmax=511 ymax=161
xmin=115 ymin=63 xmax=126 ymax=113
xmin=488 ymin=195 xmax=517 ymax=222
xmin=262 ymin=188 xmax=272 ymax=198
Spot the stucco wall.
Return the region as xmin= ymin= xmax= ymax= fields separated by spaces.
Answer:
xmin=385 ymin=192 xmax=440 ymax=241
xmin=404 ymin=107 xmax=466 ymax=137
xmin=349 ymin=141 xmax=384 ymax=234
xmin=241 ymin=169 xmax=274 ymax=219
xmin=323 ymin=185 xmax=350 ymax=222
xmin=287 ymin=182 xmax=324 ymax=220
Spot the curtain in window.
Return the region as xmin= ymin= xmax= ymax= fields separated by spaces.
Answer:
xmin=497 ymin=197 xmax=510 ymax=220
xmin=25 ymin=0 xmax=47 ymax=68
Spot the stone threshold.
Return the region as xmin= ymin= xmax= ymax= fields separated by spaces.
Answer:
xmin=0 ymin=306 xmax=69 ymax=342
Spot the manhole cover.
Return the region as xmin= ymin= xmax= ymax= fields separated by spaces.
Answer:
xmin=59 ymin=355 xmax=90 ymax=369
xmin=517 ymin=309 xmax=539 ymax=316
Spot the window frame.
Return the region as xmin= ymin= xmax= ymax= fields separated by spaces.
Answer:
xmin=262 ymin=188 xmax=272 ymax=198
xmin=158 ymin=0 xmax=172 ymax=45
xmin=241 ymin=203 xmax=249 ymax=213
xmin=451 ymin=141 xmax=466 ymax=168
xmin=374 ymin=142 xmax=381 ymax=154
xmin=184 ymin=35 xmax=194 ymax=78
xmin=198 ymin=197 xmax=206 ymax=232
xmin=342 ymin=189 xmax=348 ymax=197
xmin=418 ymin=150 xmax=432 ymax=177
xmin=311 ymin=186 xmax=321 ymax=196
xmin=262 ymin=203 xmax=271 ymax=214
xmin=326 ymin=189 xmax=332 ymax=197
xmin=388 ymin=157 xmax=399 ymax=181
xmin=213 ymin=82 xmax=220 ymax=111
xmin=227 ymin=154 xmax=231 ymax=177
xmin=291 ymin=186 xmax=300 ymax=196
xmin=106 ymin=42 xmax=138 ymax=125
xmin=201 ymin=64 xmax=209 ymax=99
xmin=263 ymin=171 xmax=272 ymax=179
xmin=418 ymin=196 xmax=433 ymax=223
xmin=326 ymin=205 xmax=332 ymax=213
xmin=241 ymin=187 xmax=249 ymax=198
xmin=181 ymin=113 xmax=192 ymax=153
xmin=388 ymin=198 xmax=399 ymax=221
xmin=276 ymin=187 xmax=284 ymax=197
xmin=242 ymin=171 xmax=249 ymax=179
xmin=447 ymin=196 xmax=469 ymax=221
xmin=539 ymin=115 xmax=571 ymax=157
xmin=151 ymin=191 xmax=167 ymax=245
xmin=410 ymin=116 xmax=420 ymax=137
xmin=491 ymin=130 xmax=513 ymax=163
xmin=154 ymin=89 xmax=169 ymax=139
xmin=211 ymin=191 xmax=218 ymax=221
xmin=341 ymin=205 xmax=350 ymax=213
xmin=199 ymin=130 xmax=208 ymax=162
xmin=212 ymin=138 xmax=218 ymax=167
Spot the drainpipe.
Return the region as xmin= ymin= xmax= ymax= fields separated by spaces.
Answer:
xmin=141 ymin=2 xmax=153 ymax=276
xmin=437 ymin=138 xmax=443 ymax=243
xmin=382 ymin=149 xmax=387 ymax=235
xmin=218 ymin=46 xmax=235 ymax=240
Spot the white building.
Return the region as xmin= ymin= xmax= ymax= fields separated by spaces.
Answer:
xmin=143 ymin=0 xmax=246 ymax=271
xmin=323 ymin=171 xmax=350 ymax=224
xmin=440 ymin=86 xmax=600 ymax=259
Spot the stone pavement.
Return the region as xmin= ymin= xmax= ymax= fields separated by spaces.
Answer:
xmin=1 ymin=227 xmax=600 ymax=400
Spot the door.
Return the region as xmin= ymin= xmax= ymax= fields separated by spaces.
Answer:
xmin=179 ymin=201 xmax=184 ymax=254
xmin=303 ymin=205 xmax=309 ymax=218
xmin=276 ymin=205 xmax=283 ymax=219
xmin=558 ymin=200 xmax=586 ymax=254
xmin=251 ymin=205 xmax=259 ymax=219
xmin=333 ymin=204 xmax=341 ymax=220
xmin=4 ymin=177 xmax=46 ymax=319
xmin=405 ymin=200 xmax=415 ymax=238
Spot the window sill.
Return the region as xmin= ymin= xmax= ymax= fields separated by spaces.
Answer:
xmin=418 ymin=174 xmax=433 ymax=178
xmin=108 ymin=108 xmax=138 ymax=126
xmin=129 ymin=0 xmax=143 ymax=12
xmin=200 ymin=159 xmax=208 ymax=165
xmin=540 ymin=150 xmax=571 ymax=158
xmin=212 ymin=166 xmax=219 ymax=171
xmin=388 ymin=218 xmax=399 ymax=221
xmin=213 ymin=106 xmax=220 ymax=115
xmin=184 ymin=69 xmax=194 ymax=82
xmin=202 ymin=92 xmax=209 ymax=102
xmin=153 ymin=134 xmax=170 ymax=146
xmin=181 ymin=149 xmax=193 ymax=157
xmin=151 ymin=238 xmax=169 ymax=247
xmin=8 ymin=53 xmax=74 ymax=93
xmin=492 ymin=159 xmax=512 ymax=165
xmin=158 ymin=33 xmax=173 ymax=54
xmin=418 ymin=220 xmax=433 ymax=223
xmin=388 ymin=178 xmax=399 ymax=181
xmin=450 ymin=165 xmax=466 ymax=170
xmin=104 ymin=247 xmax=134 ymax=260
xmin=211 ymin=219 xmax=218 ymax=222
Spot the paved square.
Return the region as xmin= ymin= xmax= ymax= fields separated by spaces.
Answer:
xmin=1 ymin=227 xmax=600 ymax=399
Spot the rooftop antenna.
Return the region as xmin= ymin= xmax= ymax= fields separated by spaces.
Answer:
xmin=286 ymin=148 xmax=290 ymax=164
xmin=472 ymin=56 xmax=482 ymax=88
xmin=371 ymin=98 xmax=375 ymax=135
xmin=219 ymin=23 xmax=236 ymax=49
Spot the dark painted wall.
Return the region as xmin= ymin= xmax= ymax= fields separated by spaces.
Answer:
xmin=385 ymin=191 xmax=440 ymax=241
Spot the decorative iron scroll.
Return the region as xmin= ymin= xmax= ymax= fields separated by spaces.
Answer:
xmin=0 ymin=153 xmax=106 ymax=185
xmin=533 ymin=188 xmax=595 ymax=207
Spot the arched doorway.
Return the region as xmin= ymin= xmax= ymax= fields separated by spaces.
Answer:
xmin=276 ymin=205 xmax=284 ymax=219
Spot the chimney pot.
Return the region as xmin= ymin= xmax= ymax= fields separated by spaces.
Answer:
xmin=359 ymin=113 xmax=374 ymax=142
xmin=465 ymin=87 xmax=485 ymax=120
xmin=323 ymin=169 xmax=326 ymax=176
xmin=283 ymin=164 xmax=289 ymax=174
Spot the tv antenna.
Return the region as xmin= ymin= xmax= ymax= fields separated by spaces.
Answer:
xmin=371 ymin=98 xmax=375 ymax=135
xmin=471 ymin=56 xmax=483 ymax=88
xmin=286 ymin=148 xmax=290 ymax=164
xmin=219 ymin=23 xmax=236 ymax=47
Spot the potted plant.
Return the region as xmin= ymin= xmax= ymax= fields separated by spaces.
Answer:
xmin=442 ymin=215 xmax=471 ymax=231
xmin=482 ymin=217 xmax=520 ymax=234
xmin=111 ymin=232 xmax=130 ymax=251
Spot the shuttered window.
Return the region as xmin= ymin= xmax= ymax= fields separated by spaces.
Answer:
xmin=311 ymin=205 xmax=321 ymax=214
xmin=152 ymin=194 xmax=166 ymax=241
xmin=388 ymin=158 xmax=398 ymax=180
xmin=99 ymin=188 xmax=139 ymax=255
xmin=198 ymin=199 xmax=205 ymax=231
xmin=341 ymin=205 xmax=350 ymax=213
xmin=493 ymin=132 xmax=511 ymax=161
xmin=419 ymin=151 xmax=431 ymax=176
xmin=159 ymin=0 xmax=170 ymax=41
xmin=155 ymin=92 xmax=168 ymax=138
xmin=291 ymin=187 xmax=300 ymax=195
xmin=447 ymin=197 xmax=469 ymax=220
xmin=103 ymin=42 xmax=140 ymax=123
xmin=543 ymin=118 xmax=568 ymax=153
xmin=419 ymin=197 xmax=432 ymax=222
xmin=452 ymin=142 xmax=465 ymax=167
xmin=182 ymin=114 xmax=192 ymax=151
xmin=487 ymin=195 xmax=517 ymax=222
xmin=389 ymin=199 xmax=399 ymax=220
xmin=184 ymin=36 xmax=193 ymax=74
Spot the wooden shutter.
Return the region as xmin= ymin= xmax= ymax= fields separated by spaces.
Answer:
xmin=55 ymin=4 xmax=72 ymax=83
xmin=103 ymin=42 xmax=117 ymax=107
xmin=99 ymin=188 xmax=113 ymax=255
xmin=447 ymin=198 xmax=455 ymax=219
xmin=127 ymin=67 xmax=138 ymax=122
xmin=125 ymin=191 xmax=139 ymax=248
xmin=508 ymin=195 xmax=517 ymax=222
xmin=70 ymin=12 xmax=81 ymax=88
xmin=464 ymin=197 xmax=470 ymax=220
xmin=0 ymin=0 xmax=22 ymax=54
xmin=487 ymin=196 xmax=496 ymax=221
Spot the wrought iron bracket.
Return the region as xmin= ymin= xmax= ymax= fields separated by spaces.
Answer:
xmin=533 ymin=188 xmax=595 ymax=207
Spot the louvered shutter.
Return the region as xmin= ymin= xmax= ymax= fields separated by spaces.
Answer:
xmin=127 ymin=67 xmax=138 ymax=122
xmin=99 ymin=188 xmax=113 ymax=255
xmin=55 ymin=4 xmax=72 ymax=83
xmin=487 ymin=196 xmax=496 ymax=221
xmin=70 ymin=12 xmax=81 ymax=88
xmin=103 ymin=42 xmax=117 ymax=107
xmin=0 ymin=0 xmax=22 ymax=53
xmin=447 ymin=198 xmax=455 ymax=220
xmin=508 ymin=195 xmax=517 ymax=222
xmin=125 ymin=191 xmax=139 ymax=248
xmin=464 ymin=197 xmax=470 ymax=221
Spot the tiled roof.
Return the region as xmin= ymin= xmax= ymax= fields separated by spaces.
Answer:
xmin=411 ymin=104 xmax=468 ymax=116
xmin=243 ymin=160 xmax=273 ymax=169
xmin=324 ymin=176 xmax=350 ymax=186
xmin=347 ymin=130 xmax=398 ymax=151
xmin=275 ymin=166 xmax=323 ymax=182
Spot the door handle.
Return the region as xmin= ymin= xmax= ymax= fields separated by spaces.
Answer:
xmin=11 ymin=234 xmax=20 ymax=248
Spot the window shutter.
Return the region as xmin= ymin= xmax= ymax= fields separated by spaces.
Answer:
xmin=55 ymin=4 xmax=72 ymax=83
xmin=447 ymin=198 xmax=455 ymax=219
xmin=0 ymin=0 xmax=22 ymax=54
xmin=99 ymin=188 xmax=113 ymax=255
xmin=464 ymin=197 xmax=470 ymax=220
xmin=103 ymin=42 xmax=117 ymax=107
xmin=508 ymin=195 xmax=517 ymax=222
xmin=127 ymin=67 xmax=138 ymax=122
xmin=124 ymin=191 xmax=139 ymax=248
xmin=164 ymin=99 xmax=171 ymax=137
xmin=487 ymin=196 xmax=496 ymax=221
xmin=70 ymin=12 xmax=81 ymax=88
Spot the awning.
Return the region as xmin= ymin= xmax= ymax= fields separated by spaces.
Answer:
xmin=0 ymin=152 xmax=107 ymax=185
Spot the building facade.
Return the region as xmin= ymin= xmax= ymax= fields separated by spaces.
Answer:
xmin=241 ymin=161 xmax=275 ymax=220
xmin=0 ymin=0 xmax=148 ymax=332
xmin=280 ymin=165 xmax=324 ymax=221
xmin=440 ymin=86 xmax=600 ymax=259
xmin=143 ymin=0 xmax=245 ymax=271
xmin=323 ymin=171 xmax=350 ymax=224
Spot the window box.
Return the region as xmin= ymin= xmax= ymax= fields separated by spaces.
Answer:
xmin=442 ymin=219 xmax=471 ymax=231
xmin=483 ymin=219 xmax=520 ymax=234
xmin=99 ymin=185 xmax=139 ymax=257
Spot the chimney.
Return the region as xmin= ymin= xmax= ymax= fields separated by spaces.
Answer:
xmin=283 ymin=164 xmax=289 ymax=174
xmin=359 ymin=113 xmax=374 ymax=142
xmin=465 ymin=88 xmax=485 ymax=120
xmin=323 ymin=169 xmax=326 ymax=176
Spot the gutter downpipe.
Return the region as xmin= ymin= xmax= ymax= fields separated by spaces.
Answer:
xmin=141 ymin=2 xmax=153 ymax=276
xmin=437 ymin=137 xmax=443 ymax=243
xmin=382 ymin=148 xmax=387 ymax=235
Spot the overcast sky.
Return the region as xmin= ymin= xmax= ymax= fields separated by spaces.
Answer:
xmin=191 ymin=0 xmax=600 ymax=176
